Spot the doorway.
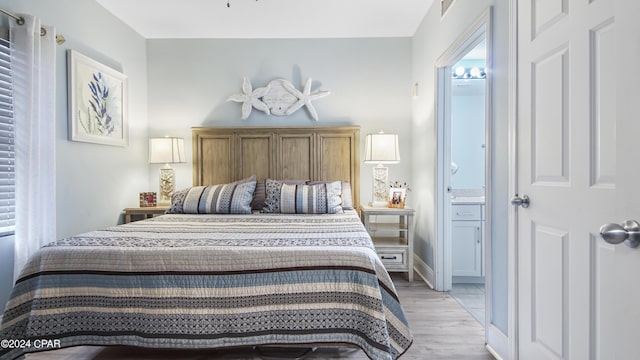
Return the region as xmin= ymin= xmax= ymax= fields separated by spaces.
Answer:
xmin=448 ymin=41 xmax=487 ymax=325
xmin=434 ymin=7 xmax=493 ymax=330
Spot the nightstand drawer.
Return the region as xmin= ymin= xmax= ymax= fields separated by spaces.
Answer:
xmin=377 ymin=249 xmax=408 ymax=269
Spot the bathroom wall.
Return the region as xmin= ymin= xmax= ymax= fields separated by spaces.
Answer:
xmin=451 ymin=78 xmax=486 ymax=190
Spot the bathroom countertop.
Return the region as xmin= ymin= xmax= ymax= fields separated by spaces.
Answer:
xmin=451 ymin=196 xmax=485 ymax=205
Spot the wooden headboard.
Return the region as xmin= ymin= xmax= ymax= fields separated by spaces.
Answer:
xmin=192 ymin=126 xmax=361 ymax=209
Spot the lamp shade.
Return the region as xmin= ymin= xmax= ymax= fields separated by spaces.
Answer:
xmin=364 ymin=132 xmax=400 ymax=164
xmin=149 ymin=137 xmax=186 ymax=164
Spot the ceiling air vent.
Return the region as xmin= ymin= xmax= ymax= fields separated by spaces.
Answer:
xmin=441 ymin=0 xmax=455 ymax=17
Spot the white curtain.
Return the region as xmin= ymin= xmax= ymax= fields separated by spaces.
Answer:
xmin=10 ymin=15 xmax=56 ymax=280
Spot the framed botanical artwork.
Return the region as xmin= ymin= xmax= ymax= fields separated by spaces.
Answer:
xmin=139 ymin=192 xmax=157 ymax=207
xmin=67 ymin=50 xmax=128 ymax=146
xmin=388 ymin=188 xmax=406 ymax=208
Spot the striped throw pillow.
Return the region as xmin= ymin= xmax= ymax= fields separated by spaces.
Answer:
xmin=182 ymin=181 xmax=257 ymax=214
xmin=280 ymin=181 xmax=343 ymax=214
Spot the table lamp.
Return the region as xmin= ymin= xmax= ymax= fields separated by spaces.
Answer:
xmin=364 ymin=131 xmax=400 ymax=207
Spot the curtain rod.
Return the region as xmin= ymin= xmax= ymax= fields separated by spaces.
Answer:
xmin=0 ymin=7 xmax=65 ymax=45
xmin=0 ymin=8 xmax=24 ymax=25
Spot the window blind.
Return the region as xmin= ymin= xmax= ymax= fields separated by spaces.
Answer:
xmin=0 ymin=36 xmax=15 ymax=235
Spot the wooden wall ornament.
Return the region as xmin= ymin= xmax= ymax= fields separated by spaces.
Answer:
xmin=227 ymin=77 xmax=330 ymax=121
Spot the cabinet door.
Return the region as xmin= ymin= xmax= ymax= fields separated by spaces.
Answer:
xmin=452 ymin=220 xmax=482 ymax=277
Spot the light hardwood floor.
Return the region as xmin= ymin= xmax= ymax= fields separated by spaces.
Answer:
xmin=25 ymin=275 xmax=494 ymax=360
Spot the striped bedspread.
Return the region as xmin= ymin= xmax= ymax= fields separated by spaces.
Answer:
xmin=0 ymin=210 xmax=412 ymax=360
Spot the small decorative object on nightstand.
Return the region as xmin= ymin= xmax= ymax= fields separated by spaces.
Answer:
xmin=139 ymin=192 xmax=157 ymax=207
xmin=361 ymin=206 xmax=415 ymax=282
xmin=388 ymin=180 xmax=410 ymax=209
xmin=123 ymin=206 xmax=170 ymax=224
xmin=388 ymin=188 xmax=406 ymax=208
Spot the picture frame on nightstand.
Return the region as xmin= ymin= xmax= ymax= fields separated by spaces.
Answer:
xmin=388 ymin=188 xmax=406 ymax=208
xmin=139 ymin=192 xmax=157 ymax=207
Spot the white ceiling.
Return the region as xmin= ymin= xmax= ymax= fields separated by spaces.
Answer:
xmin=96 ymin=0 xmax=435 ymax=39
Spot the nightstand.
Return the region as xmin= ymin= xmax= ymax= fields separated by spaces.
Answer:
xmin=360 ymin=206 xmax=415 ymax=282
xmin=123 ymin=206 xmax=170 ymax=223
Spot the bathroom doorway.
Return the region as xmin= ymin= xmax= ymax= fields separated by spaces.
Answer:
xmin=448 ymin=41 xmax=487 ymax=325
xmin=433 ymin=8 xmax=491 ymax=328
xmin=434 ymin=8 xmax=508 ymax=355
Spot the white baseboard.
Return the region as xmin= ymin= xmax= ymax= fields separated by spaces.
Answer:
xmin=486 ymin=344 xmax=503 ymax=360
xmin=413 ymin=255 xmax=435 ymax=289
xmin=486 ymin=324 xmax=509 ymax=360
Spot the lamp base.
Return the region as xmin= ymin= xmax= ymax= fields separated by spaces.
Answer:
xmin=369 ymin=200 xmax=389 ymax=208
xmin=158 ymin=165 xmax=175 ymax=205
xmin=371 ymin=165 xmax=389 ymax=207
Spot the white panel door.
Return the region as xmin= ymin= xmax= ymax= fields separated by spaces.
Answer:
xmin=610 ymin=0 xmax=640 ymax=358
xmin=516 ymin=0 xmax=640 ymax=359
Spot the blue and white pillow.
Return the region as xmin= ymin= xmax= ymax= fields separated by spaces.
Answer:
xmin=306 ymin=181 xmax=354 ymax=210
xmin=166 ymin=187 xmax=190 ymax=214
xmin=263 ymin=178 xmax=283 ymax=213
xmin=180 ymin=180 xmax=257 ymax=214
xmin=265 ymin=179 xmax=342 ymax=214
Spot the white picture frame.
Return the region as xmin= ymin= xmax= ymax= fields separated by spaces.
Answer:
xmin=67 ymin=50 xmax=128 ymax=146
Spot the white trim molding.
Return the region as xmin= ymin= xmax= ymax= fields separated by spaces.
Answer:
xmin=507 ymin=0 xmax=519 ymax=359
xmin=413 ymin=255 xmax=435 ymax=289
xmin=487 ymin=323 xmax=509 ymax=360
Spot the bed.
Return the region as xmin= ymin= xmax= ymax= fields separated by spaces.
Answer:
xmin=0 ymin=126 xmax=413 ymax=360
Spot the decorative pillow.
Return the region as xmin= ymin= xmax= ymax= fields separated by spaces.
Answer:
xmin=257 ymin=179 xmax=308 ymax=212
xmin=165 ymin=187 xmax=190 ymax=214
xmin=263 ymin=178 xmax=283 ymax=213
xmin=168 ymin=175 xmax=256 ymax=214
xmin=182 ymin=180 xmax=257 ymax=214
xmin=278 ymin=181 xmax=343 ymax=214
xmin=250 ymin=180 xmax=267 ymax=211
xmin=306 ymin=181 xmax=354 ymax=210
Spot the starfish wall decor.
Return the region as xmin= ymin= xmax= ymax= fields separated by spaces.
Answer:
xmin=226 ymin=77 xmax=270 ymax=120
xmin=227 ymin=77 xmax=330 ymax=121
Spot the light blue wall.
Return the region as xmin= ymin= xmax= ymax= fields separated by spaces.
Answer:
xmin=146 ymin=38 xmax=414 ymax=203
xmin=0 ymin=0 xmax=148 ymax=310
xmin=451 ymin=79 xmax=486 ymax=189
xmin=411 ymin=0 xmax=510 ymax=335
